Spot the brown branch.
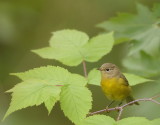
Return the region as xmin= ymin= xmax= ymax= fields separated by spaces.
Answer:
xmin=82 ymin=60 xmax=88 ymax=78
xmin=88 ymin=95 xmax=160 ymax=121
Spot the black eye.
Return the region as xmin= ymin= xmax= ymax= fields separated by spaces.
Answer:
xmin=106 ymin=68 xmax=110 ymax=71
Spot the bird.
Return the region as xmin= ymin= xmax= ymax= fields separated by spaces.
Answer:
xmin=98 ymin=63 xmax=139 ymax=107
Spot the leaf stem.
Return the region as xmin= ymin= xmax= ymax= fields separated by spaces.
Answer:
xmin=82 ymin=60 xmax=88 ymax=78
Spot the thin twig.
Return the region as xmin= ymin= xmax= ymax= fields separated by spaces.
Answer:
xmin=150 ymin=99 xmax=160 ymax=105
xmin=151 ymin=94 xmax=160 ymax=99
xmin=88 ymin=95 xmax=160 ymax=121
xmin=82 ymin=60 xmax=88 ymax=78
xmin=117 ymin=108 xmax=123 ymax=121
xmin=88 ymin=107 xmax=118 ymax=116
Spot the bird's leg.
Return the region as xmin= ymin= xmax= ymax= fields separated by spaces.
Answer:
xmin=115 ymin=101 xmax=123 ymax=112
xmin=107 ymin=101 xmax=115 ymax=108
xmin=118 ymin=101 xmax=123 ymax=106
xmin=105 ymin=100 xmax=115 ymax=112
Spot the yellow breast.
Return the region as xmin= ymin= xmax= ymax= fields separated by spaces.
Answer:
xmin=101 ymin=77 xmax=131 ymax=101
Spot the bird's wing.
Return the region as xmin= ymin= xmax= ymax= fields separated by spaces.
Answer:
xmin=120 ymin=73 xmax=129 ymax=86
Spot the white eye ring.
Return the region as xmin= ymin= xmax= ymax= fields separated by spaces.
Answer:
xmin=106 ymin=69 xmax=109 ymax=71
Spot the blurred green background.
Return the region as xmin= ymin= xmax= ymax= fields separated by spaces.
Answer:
xmin=0 ymin=0 xmax=160 ymax=125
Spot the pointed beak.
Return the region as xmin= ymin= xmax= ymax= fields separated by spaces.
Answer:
xmin=97 ymin=68 xmax=101 ymax=71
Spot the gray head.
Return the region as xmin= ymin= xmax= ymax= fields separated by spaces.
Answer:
xmin=98 ymin=63 xmax=121 ymax=78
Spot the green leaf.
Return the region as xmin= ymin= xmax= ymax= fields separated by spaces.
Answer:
xmin=4 ymin=66 xmax=87 ymax=119
xmin=32 ymin=30 xmax=114 ymax=66
xmin=11 ymin=66 xmax=87 ymax=86
xmin=60 ymin=84 xmax=92 ymax=124
xmin=49 ymin=29 xmax=89 ymax=48
xmin=31 ymin=47 xmax=58 ymax=59
xmin=124 ymin=73 xmax=153 ymax=86
xmin=97 ymin=3 xmax=160 ymax=56
xmin=44 ymin=93 xmax=60 ymax=115
xmin=123 ymin=51 xmax=160 ymax=77
xmin=88 ymin=68 xmax=101 ymax=86
xmin=78 ymin=115 xmax=115 ymax=125
xmin=151 ymin=118 xmax=160 ymax=125
xmin=82 ymin=32 xmax=114 ymax=62
xmin=3 ymin=79 xmax=61 ymax=120
xmin=117 ymin=117 xmax=150 ymax=125
xmin=97 ymin=13 xmax=136 ymax=33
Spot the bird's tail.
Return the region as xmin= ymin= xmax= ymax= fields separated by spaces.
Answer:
xmin=126 ymin=95 xmax=139 ymax=105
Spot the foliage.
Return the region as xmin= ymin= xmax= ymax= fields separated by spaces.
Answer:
xmin=78 ymin=115 xmax=159 ymax=125
xmin=78 ymin=115 xmax=115 ymax=125
xmin=32 ymin=30 xmax=114 ymax=66
xmin=3 ymin=66 xmax=91 ymax=123
xmin=97 ymin=3 xmax=160 ymax=56
xmin=60 ymin=84 xmax=92 ymax=123
xmin=4 ymin=79 xmax=61 ymax=119
xmin=3 ymin=3 xmax=160 ymax=124
xmin=123 ymin=51 xmax=160 ymax=77
xmin=97 ymin=3 xmax=160 ymax=79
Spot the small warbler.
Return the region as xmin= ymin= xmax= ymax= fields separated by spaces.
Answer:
xmin=98 ymin=63 xmax=139 ymax=107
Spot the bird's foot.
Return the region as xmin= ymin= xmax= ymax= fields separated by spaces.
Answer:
xmin=105 ymin=106 xmax=110 ymax=113
xmin=115 ymin=107 xmax=121 ymax=112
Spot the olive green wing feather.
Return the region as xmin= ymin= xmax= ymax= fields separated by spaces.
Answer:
xmin=120 ymin=73 xmax=129 ymax=86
